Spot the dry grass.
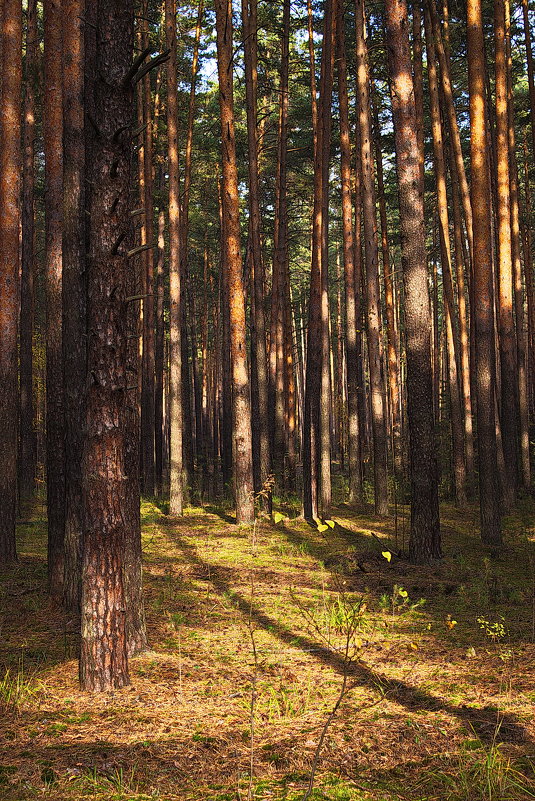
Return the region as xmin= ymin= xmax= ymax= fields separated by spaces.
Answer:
xmin=1 ymin=496 xmax=534 ymax=800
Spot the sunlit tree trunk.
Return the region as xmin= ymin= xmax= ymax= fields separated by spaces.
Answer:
xmin=495 ymin=0 xmax=519 ymax=506
xmin=356 ymin=0 xmax=388 ymax=516
xmin=424 ymin=6 xmax=467 ymax=506
xmin=215 ymin=0 xmax=255 ymax=524
xmin=166 ymin=0 xmax=183 ymax=516
xmin=80 ymin=0 xmax=135 ymax=692
xmin=0 ymin=0 xmax=22 ymax=563
xmin=385 ymin=0 xmax=441 ymax=561
xmin=337 ymin=0 xmax=362 ymax=504
xmin=467 ymin=0 xmax=502 ymax=545
xmin=44 ymin=0 xmax=65 ymax=598
xmin=521 ymin=0 xmax=535 ymax=159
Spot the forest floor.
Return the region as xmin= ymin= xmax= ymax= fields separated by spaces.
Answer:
xmin=1 ymin=494 xmax=535 ymax=801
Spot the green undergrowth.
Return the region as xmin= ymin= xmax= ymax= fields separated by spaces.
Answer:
xmin=0 ymin=496 xmax=534 ymax=800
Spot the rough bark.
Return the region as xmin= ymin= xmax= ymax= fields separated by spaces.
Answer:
xmin=80 ymin=0 xmax=135 ymax=692
xmin=385 ymin=0 xmax=441 ymax=561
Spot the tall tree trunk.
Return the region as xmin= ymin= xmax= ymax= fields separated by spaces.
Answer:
xmin=467 ymin=0 xmax=502 ymax=545
xmin=166 ymin=0 xmax=183 ymax=516
xmin=337 ymin=0 xmax=362 ymax=504
xmin=80 ymin=0 xmax=135 ymax=692
xmin=19 ymin=0 xmax=38 ymax=502
xmin=242 ymin=0 xmax=270 ymax=502
xmin=385 ymin=0 xmax=441 ymax=561
xmin=506 ymin=0 xmax=530 ymax=488
xmin=141 ymin=9 xmax=156 ymax=497
xmin=521 ymin=0 xmax=535 ymax=160
xmin=215 ymin=0 xmax=255 ymax=524
xmin=303 ymin=0 xmax=334 ymax=520
xmin=356 ymin=0 xmax=388 ymax=516
xmin=155 ymin=209 xmax=165 ymax=498
xmin=495 ymin=0 xmax=519 ymax=506
xmin=62 ymin=0 xmax=86 ymax=610
xmin=425 ymin=0 xmax=473 ymax=260
xmin=44 ymin=0 xmax=65 ymax=599
xmin=424 ymin=6 xmax=467 ymax=506
xmin=0 ymin=0 xmax=22 ymax=563
xmin=373 ymin=93 xmax=402 ymax=478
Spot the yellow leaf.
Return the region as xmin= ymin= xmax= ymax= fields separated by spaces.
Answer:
xmin=445 ymin=618 xmax=458 ymax=630
xmin=326 ymin=520 xmax=335 ymax=529
xmin=354 ymin=637 xmax=363 ymax=649
xmin=382 ymin=551 xmax=392 ymax=562
xmin=273 ymin=511 xmax=284 ymax=524
xmin=409 ymin=642 xmax=418 ymax=650
xmin=317 ymin=524 xmax=328 ymax=532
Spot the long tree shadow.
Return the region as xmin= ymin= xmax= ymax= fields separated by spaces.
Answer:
xmin=170 ymin=530 xmax=531 ymax=748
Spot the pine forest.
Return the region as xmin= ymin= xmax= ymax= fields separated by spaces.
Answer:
xmin=1 ymin=0 xmax=535 ymax=798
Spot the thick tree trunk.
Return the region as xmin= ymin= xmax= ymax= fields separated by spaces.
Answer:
xmin=19 ymin=0 xmax=37 ymax=502
xmin=166 ymin=0 xmax=183 ymax=516
xmin=0 ymin=0 xmax=22 ymax=563
xmin=356 ymin=0 xmax=388 ymax=516
xmin=62 ymin=0 xmax=86 ymax=610
xmin=467 ymin=0 xmax=502 ymax=545
xmin=215 ymin=0 xmax=255 ymax=524
xmin=385 ymin=0 xmax=441 ymax=561
xmin=80 ymin=0 xmax=135 ymax=692
xmin=44 ymin=0 xmax=65 ymax=599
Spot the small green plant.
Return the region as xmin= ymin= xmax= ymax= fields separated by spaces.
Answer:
xmin=380 ymin=584 xmax=426 ymax=617
xmin=0 ymin=659 xmax=39 ymax=715
xmin=477 ymin=615 xmax=507 ymax=642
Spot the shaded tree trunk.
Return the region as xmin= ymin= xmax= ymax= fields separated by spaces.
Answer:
xmin=385 ymin=0 xmax=441 ymax=561
xmin=62 ymin=0 xmax=87 ymax=610
xmin=43 ymin=0 xmax=65 ymax=599
xmin=19 ymin=0 xmax=38 ymax=502
xmin=0 ymin=0 xmax=22 ymax=563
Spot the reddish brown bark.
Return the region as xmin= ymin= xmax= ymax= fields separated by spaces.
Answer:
xmin=62 ymin=0 xmax=86 ymax=610
xmin=44 ymin=0 xmax=65 ymax=598
xmin=356 ymin=0 xmax=388 ymax=516
xmin=0 ymin=0 xmax=22 ymax=562
xmin=215 ymin=0 xmax=255 ymax=524
xmin=80 ymin=0 xmax=135 ymax=691
xmin=19 ymin=0 xmax=37 ymax=502
xmin=337 ymin=0 xmax=362 ymax=504
xmin=468 ymin=0 xmax=502 ymax=545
